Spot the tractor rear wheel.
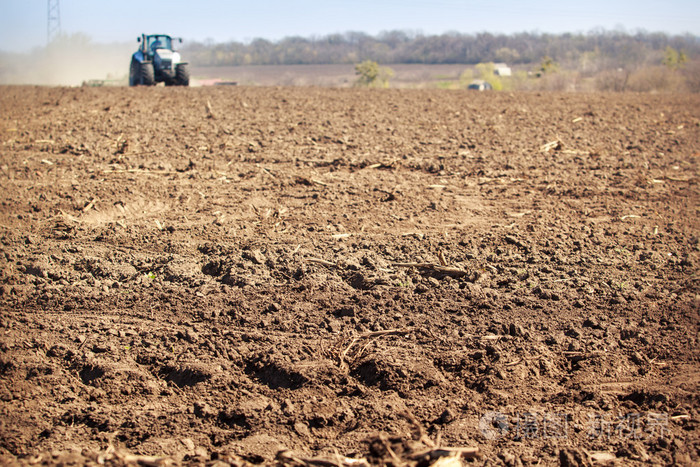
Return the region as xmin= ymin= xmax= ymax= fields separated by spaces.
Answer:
xmin=175 ymin=63 xmax=190 ymax=86
xmin=140 ymin=62 xmax=155 ymax=86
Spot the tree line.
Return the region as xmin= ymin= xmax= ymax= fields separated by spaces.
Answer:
xmin=183 ymin=30 xmax=699 ymax=68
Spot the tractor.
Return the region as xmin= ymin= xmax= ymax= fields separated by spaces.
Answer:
xmin=129 ymin=34 xmax=190 ymax=86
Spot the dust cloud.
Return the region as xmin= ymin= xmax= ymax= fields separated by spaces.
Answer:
xmin=0 ymin=33 xmax=135 ymax=86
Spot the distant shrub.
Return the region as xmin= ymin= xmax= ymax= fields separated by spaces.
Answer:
xmin=508 ymin=70 xmax=532 ymax=90
xmin=534 ymin=70 xmax=578 ymax=91
xmin=681 ymin=60 xmax=700 ymax=92
xmin=354 ymin=60 xmax=394 ymax=88
xmin=536 ymin=56 xmax=559 ymax=77
xmin=627 ymin=65 xmax=686 ymax=92
xmin=662 ymin=47 xmax=687 ymax=70
xmin=595 ymin=69 xmax=630 ymax=92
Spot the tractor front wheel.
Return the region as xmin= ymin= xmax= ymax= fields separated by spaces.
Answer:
xmin=175 ymin=63 xmax=190 ymax=86
xmin=140 ymin=62 xmax=155 ymax=86
xmin=129 ymin=59 xmax=139 ymax=86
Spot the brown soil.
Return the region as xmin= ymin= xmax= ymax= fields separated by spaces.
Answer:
xmin=0 ymin=86 xmax=698 ymax=466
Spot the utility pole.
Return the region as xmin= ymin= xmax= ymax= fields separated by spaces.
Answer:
xmin=47 ymin=0 xmax=61 ymax=45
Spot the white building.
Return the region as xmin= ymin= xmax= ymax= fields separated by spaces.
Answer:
xmin=494 ymin=63 xmax=512 ymax=77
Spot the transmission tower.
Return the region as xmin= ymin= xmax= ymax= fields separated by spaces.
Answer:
xmin=47 ymin=0 xmax=61 ymax=45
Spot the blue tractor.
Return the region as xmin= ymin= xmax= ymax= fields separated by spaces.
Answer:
xmin=129 ymin=34 xmax=190 ymax=86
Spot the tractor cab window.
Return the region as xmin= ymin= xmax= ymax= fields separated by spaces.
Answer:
xmin=148 ymin=36 xmax=171 ymax=53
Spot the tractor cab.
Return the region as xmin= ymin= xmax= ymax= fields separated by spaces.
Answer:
xmin=141 ymin=35 xmax=177 ymax=57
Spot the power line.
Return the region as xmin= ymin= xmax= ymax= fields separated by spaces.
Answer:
xmin=47 ymin=0 xmax=61 ymax=45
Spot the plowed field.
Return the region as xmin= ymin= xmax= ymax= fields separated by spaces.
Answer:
xmin=0 ymin=86 xmax=698 ymax=466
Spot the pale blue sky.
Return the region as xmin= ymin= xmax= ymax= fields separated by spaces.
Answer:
xmin=1 ymin=0 xmax=698 ymax=53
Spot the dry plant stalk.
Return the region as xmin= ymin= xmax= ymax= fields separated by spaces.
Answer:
xmin=392 ymin=262 xmax=469 ymax=278
xmin=82 ymin=197 xmax=98 ymax=212
xmin=277 ymin=449 xmax=369 ymax=467
xmin=540 ymin=140 xmax=563 ymax=152
xmin=97 ymin=446 xmax=176 ymax=467
xmin=306 ymin=257 xmax=337 ymax=267
xmin=410 ymin=447 xmax=481 ymax=464
xmin=401 ymin=412 xmax=481 ymax=463
xmin=338 ymin=328 xmax=415 ymax=372
xmin=115 ymin=135 xmax=128 ymax=154
xmin=205 ymin=99 xmax=216 ymax=119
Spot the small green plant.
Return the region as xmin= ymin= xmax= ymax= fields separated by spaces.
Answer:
xmin=146 ymin=272 xmax=156 ymax=280
xmin=614 ymin=247 xmax=630 ymax=256
xmin=612 ymin=281 xmax=627 ymax=291
xmin=536 ymin=56 xmax=559 ymax=77
xmin=354 ymin=60 xmax=394 ymax=88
